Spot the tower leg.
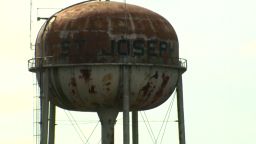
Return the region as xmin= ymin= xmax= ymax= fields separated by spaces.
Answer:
xmin=123 ymin=65 xmax=130 ymax=144
xmin=97 ymin=109 xmax=119 ymax=144
xmin=132 ymin=111 xmax=138 ymax=144
xmin=176 ymin=76 xmax=186 ymax=144
xmin=40 ymin=68 xmax=56 ymax=144
xmin=48 ymin=102 xmax=56 ymax=144
xmin=40 ymin=69 xmax=49 ymax=144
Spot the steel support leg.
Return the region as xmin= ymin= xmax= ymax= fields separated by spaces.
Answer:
xmin=123 ymin=65 xmax=130 ymax=144
xmin=48 ymin=102 xmax=56 ymax=144
xmin=176 ymin=76 xmax=186 ymax=144
xmin=132 ymin=111 xmax=138 ymax=144
xmin=40 ymin=69 xmax=49 ymax=144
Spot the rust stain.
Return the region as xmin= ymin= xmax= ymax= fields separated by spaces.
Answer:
xmin=34 ymin=1 xmax=180 ymax=111
xmin=102 ymin=73 xmax=112 ymax=82
xmin=140 ymin=82 xmax=151 ymax=97
xmin=69 ymin=77 xmax=77 ymax=87
xmin=68 ymin=77 xmax=84 ymax=107
xmin=138 ymin=71 xmax=158 ymax=99
xmin=147 ymin=73 xmax=170 ymax=106
xmin=150 ymin=71 xmax=158 ymax=79
xmin=71 ymin=89 xmax=75 ymax=95
xmin=154 ymin=73 xmax=169 ymax=97
xmin=79 ymin=69 xmax=91 ymax=82
xmin=38 ymin=2 xmax=178 ymax=65
xmin=105 ymin=82 xmax=111 ymax=86
xmin=155 ymin=73 xmax=169 ymax=97
xmin=89 ymin=85 xmax=97 ymax=94
xmin=68 ymin=77 xmax=77 ymax=95
xmin=102 ymin=73 xmax=112 ymax=92
xmin=160 ymin=73 xmax=170 ymax=88
xmin=162 ymin=52 xmax=169 ymax=64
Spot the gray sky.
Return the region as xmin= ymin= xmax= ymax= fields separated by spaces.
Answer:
xmin=0 ymin=0 xmax=256 ymax=144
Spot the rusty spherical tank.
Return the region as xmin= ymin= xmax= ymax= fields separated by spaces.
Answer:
xmin=34 ymin=1 xmax=185 ymax=111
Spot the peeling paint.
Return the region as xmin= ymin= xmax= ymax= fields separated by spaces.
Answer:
xmin=32 ymin=1 xmax=184 ymax=112
xmin=102 ymin=73 xmax=112 ymax=93
xmin=144 ymin=73 xmax=170 ymax=108
xmin=150 ymin=71 xmax=158 ymax=79
xmin=36 ymin=1 xmax=178 ymax=65
xmin=67 ymin=77 xmax=84 ymax=107
xmin=139 ymin=82 xmax=151 ymax=97
xmin=138 ymin=71 xmax=158 ymax=102
xmin=69 ymin=77 xmax=77 ymax=87
xmin=102 ymin=73 xmax=112 ymax=82
xmin=68 ymin=77 xmax=77 ymax=95
xmin=89 ymin=85 xmax=97 ymax=94
xmin=79 ymin=69 xmax=91 ymax=82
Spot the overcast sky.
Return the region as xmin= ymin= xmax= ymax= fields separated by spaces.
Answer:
xmin=0 ymin=0 xmax=256 ymax=144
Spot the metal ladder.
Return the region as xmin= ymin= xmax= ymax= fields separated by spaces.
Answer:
xmin=33 ymin=76 xmax=41 ymax=144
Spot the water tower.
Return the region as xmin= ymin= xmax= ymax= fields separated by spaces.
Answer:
xmin=28 ymin=1 xmax=187 ymax=144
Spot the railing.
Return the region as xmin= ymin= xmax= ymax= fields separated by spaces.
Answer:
xmin=28 ymin=56 xmax=53 ymax=72
xmin=179 ymin=58 xmax=187 ymax=70
xmin=28 ymin=57 xmax=187 ymax=72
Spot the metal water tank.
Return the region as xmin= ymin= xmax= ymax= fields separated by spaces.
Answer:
xmin=30 ymin=1 xmax=186 ymax=111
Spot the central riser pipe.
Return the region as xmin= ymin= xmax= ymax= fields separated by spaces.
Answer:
xmin=97 ymin=110 xmax=119 ymax=144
